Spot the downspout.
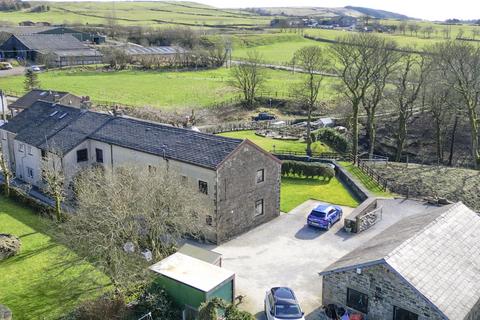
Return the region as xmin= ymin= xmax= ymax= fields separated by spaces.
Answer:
xmin=110 ymin=144 xmax=114 ymax=170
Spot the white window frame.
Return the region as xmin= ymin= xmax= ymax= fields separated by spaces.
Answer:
xmin=256 ymin=168 xmax=265 ymax=183
xmin=18 ymin=143 xmax=24 ymax=152
xmin=27 ymin=145 xmax=33 ymax=155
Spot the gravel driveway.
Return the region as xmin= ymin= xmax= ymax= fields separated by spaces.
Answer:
xmin=199 ymin=198 xmax=437 ymax=319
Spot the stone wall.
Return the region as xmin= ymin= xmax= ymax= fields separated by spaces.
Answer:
xmin=322 ymin=264 xmax=445 ymax=320
xmin=216 ymin=142 xmax=281 ymax=243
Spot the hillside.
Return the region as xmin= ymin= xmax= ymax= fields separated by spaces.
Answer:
xmin=248 ymin=5 xmax=411 ymax=20
xmin=344 ymin=6 xmax=412 ymax=20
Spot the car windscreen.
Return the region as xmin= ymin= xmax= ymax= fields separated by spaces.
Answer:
xmin=275 ymin=304 xmax=303 ymax=319
xmin=310 ymin=210 xmax=326 ymax=218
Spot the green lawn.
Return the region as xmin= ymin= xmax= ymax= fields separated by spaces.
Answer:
xmin=0 ymin=67 xmax=318 ymax=110
xmin=281 ymin=176 xmax=359 ymax=212
xmin=218 ymin=130 xmax=332 ymax=154
xmin=339 ymin=161 xmax=394 ymax=197
xmin=0 ymin=196 xmax=111 ymax=319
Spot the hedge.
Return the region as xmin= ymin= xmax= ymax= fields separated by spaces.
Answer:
xmin=281 ymin=160 xmax=335 ymax=180
xmin=316 ymin=128 xmax=351 ymax=153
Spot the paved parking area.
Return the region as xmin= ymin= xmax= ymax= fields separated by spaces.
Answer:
xmin=200 ymin=198 xmax=437 ymax=319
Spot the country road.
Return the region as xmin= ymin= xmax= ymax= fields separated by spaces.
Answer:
xmin=0 ymin=66 xmax=25 ymax=78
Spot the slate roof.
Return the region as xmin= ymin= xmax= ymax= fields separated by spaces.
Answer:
xmin=320 ymin=202 xmax=480 ymax=320
xmin=9 ymin=89 xmax=82 ymax=110
xmin=13 ymin=34 xmax=86 ymax=51
xmin=90 ymin=117 xmax=242 ymax=169
xmin=0 ymin=26 xmax=56 ymax=35
xmin=124 ymin=46 xmax=186 ymax=56
xmin=1 ymin=101 xmax=244 ymax=169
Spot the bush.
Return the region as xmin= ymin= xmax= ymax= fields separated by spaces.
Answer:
xmin=281 ymin=161 xmax=335 ymax=181
xmin=63 ymin=295 xmax=130 ymax=320
xmin=317 ymin=128 xmax=351 ymax=153
xmin=0 ymin=234 xmax=21 ymax=260
xmin=133 ymin=282 xmax=180 ymax=320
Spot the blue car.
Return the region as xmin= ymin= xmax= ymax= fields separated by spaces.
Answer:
xmin=307 ymin=204 xmax=343 ymax=230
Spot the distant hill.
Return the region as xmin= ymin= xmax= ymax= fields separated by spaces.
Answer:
xmin=344 ymin=6 xmax=412 ymax=20
xmin=250 ymin=6 xmax=413 ymax=20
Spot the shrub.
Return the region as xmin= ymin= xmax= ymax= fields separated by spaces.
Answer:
xmin=133 ymin=282 xmax=181 ymax=320
xmin=62 ymin=295 xmax=130 ymax=320
xmin=317 ymin=128 xmax=351 ymax=153
xmin=281 ymin=161 xmax=335 ymax=181
xmin=0 ymin=234 xmax=21 ymax=260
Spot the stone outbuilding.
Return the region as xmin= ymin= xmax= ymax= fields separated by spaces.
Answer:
xmin=320 ymin=202 xmax=480 ymax=320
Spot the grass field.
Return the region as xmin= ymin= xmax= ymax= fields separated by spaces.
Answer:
xmin=0 ymin=67 xmax=339 ymax=109
xmin=339 ymin=161 xmax=394 ymax=197
xmin=0 ymin=1 xmax=273 ymax=28
xmin=218 ymin=130 xmax=332 ymax=154
xmin=0 ymin=196 xmax=111 ymax=319
xmin=281 ymin=176 xmax=359 ymax=212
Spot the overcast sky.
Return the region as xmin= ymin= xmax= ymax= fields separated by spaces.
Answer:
xmin=189 ymin=0 xmax=480 ymax=21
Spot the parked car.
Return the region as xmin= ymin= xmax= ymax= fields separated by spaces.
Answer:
xmin=265 ymin=287 xmax=305 ymax=320
xmin=28 ymin=65 xmax=41 ymax=72
xmin=307 ymin=204 xmax=343 ymax=230
xmin=0 ymin=62 xmax=13 ymax=70
xmin=253 ymin=112 xmax=275 ymax=121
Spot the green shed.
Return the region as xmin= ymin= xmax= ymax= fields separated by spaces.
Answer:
xmin=149 ymin=252 xmax=235 ymax=319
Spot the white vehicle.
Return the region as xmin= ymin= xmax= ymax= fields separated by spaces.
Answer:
xmin=265 ymin=287 xmax=305 ymax=320
xmin=28 ymin=65 xmax=41 ymax=72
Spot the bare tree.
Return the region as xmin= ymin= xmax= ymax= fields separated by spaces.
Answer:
xmin=433 ymin=41 xmax=480 ymax=168
xmin=398 ymin=21 xmax=407 ymax=35
xmin=0 ymin=142 xmax=11 ymax=197
xmin=390 ymin=51 xmax=429 ymax=162
xmin=230 ymin=51 xmax=266 ymax=109
xmin=332 ymin=34 xmax=396 ymax=163
xmin=361 ymin=40 xmax=399 ymax=159
xmin=57 ymin=166 xmax=210 ymax=291
xmin=408 ymin=23 xmax=420 ymax=37
xmin=292 ymin=46 xmax=329 ymax=156
xmin=41 ymin=150 xmax=66 ymax=222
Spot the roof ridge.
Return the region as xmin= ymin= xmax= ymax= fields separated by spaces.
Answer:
xmin=384 ymin=202 xmax=463 ymax=261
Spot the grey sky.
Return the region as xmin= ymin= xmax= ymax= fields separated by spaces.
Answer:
xmin=192 ymin=0 xmax=480 ymax=21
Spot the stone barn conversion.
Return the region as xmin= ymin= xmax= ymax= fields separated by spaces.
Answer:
xmin=8 ymin=89 xmax=83 ymax=116
xmin=0 ymin=101 xmax=281 ymax=243
xmin=320 ymin=202 xmax=480 ymax=320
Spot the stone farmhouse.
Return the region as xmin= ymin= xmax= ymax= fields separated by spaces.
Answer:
xmin=320 ymin=202 xmax=480 ymax=320
xmin=0 ymin=101 xmax=281 ymax=243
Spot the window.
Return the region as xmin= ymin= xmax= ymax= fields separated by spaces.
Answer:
xmin=393 ymin=307 xmax=418 ymax=320
xmin=199 ymin=180 xmax=208 ymax=195
xmin=346 ymin=288 xmax=368 ymax=314
xmin=76 ymin=149 xmax=88 ymax=162
xmin=255 ymin=199 xmax=264 ymax=216
xmin=206 ymin=215 xmax=213 ymax=226
xmin=1 ymin=131 xmax=6 ymax=140
xmin=27 ymin=145 xmax=33 ymax=155
xmin=18 ymin=143 xmax=24 ymax=152
xmin=256 ymin=169 xmax=265 ymax=183
xmin=27 ymin=167 xmax=34 ymax=179
xmin=95 ymin=148 xmax=103 ymax=163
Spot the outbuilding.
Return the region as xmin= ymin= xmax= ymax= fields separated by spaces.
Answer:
xmin=149 ymin=252 xmax=235 ymax=319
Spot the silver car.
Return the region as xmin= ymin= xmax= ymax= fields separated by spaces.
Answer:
xmin=264 ymin=287 xmax=305 ymax=320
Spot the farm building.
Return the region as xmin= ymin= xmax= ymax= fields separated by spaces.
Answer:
xmin=0 ymin=101 xmax=281 ymax=243
xmin=149 ymin=250 xmax=235 ymax=319
xmin=0 ymin=25 xmax=105 ymax=44
xmin=0 ymin=33 xmax=103 ymax=66
xmin=320 ymin=202 xmax=480 ymax=320
xmin=8 ymin=89 xmax=83 ymax=115
xmin=123 ymin=45 xmax=187 ymax=64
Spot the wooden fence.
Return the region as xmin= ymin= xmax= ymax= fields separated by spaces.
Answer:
xmin=357 ymin=158 xmax=389 ymax=191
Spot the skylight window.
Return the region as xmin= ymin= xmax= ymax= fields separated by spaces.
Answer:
xmin=49 ymin=111 xmax=59 ymax=117
xmin=58 ymin=113 xmax=68 ymax=119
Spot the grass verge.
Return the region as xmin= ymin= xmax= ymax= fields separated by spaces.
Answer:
xmin=339 ymin=161 xmax=394 ymax=197
xmin=0 ymin=196 xmax=111 ymax=319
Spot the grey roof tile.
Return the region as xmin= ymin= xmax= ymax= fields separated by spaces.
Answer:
xmin=321 ymin=203 xmax=480 ymax=320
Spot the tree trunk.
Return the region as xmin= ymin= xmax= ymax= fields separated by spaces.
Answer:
xmin=352 ymin=101 xmax=360 ymax=164
xmin=55 ymin=195 xmax=62 ymax=222
xmin=306 ymin=108 xmax=312 ymax=156
xmin=467 ymin=107 xmax=480 ymax=169
xmin=395 ymin=110 xmax=407 ymax=162
xmin=366 ymin=109 xmax=376 ymax=159
xmin=448 ymin=113 xmax=459 ymax=166
xmin=435 ymin=118 xmax=444 ymax=164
